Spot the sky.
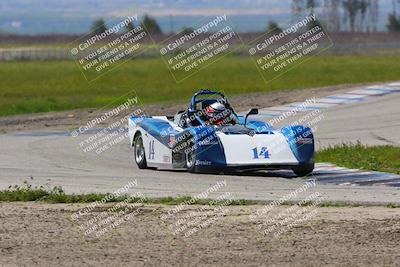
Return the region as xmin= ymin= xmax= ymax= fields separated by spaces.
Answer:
xmin=0 ymin=0 xmax=394 ymax=34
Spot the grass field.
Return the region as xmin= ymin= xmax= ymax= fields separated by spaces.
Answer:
xmin=0 ymin=182 xmax=252 ymax=205
xmin=1 ymin=55 xmax=400 ymax=116
xmin=317 ymin=143 xmax=400 ymax=175
xmin=1 ymin=182 xmax=388 ymax=207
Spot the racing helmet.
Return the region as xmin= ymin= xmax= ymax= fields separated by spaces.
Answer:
xmin=205 ymin=101 xmax=231 ymax=125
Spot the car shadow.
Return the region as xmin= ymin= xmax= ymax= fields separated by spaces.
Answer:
xmin=220 ymin=170 xmax=298 ymax=179
xmin=157 ymin=168 xmax=300 ymax=179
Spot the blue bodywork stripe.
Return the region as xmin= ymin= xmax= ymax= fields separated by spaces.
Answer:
xmin=131 ymin=116 xmax=174 ymax=147
xmin=281 ymin=126 xmax=314 ymax=164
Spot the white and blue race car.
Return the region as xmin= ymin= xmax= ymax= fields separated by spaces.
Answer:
xmin=128 ymin=90 xmax=314 ymax=176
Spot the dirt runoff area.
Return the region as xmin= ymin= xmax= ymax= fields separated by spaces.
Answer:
xmin=0 ymin=202 xmax=399 ymax=266
xmin=0 ymin=83 xmax=377 ymax=134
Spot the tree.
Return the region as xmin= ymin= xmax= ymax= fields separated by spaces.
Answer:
xmin=91 ymin=19 xmax=107 ymax=35
xmin=306 ymin=0 xmax=317 ymax=12
xmin=181 ymin=27 xmax=194 ymax=35
xmin=308 ymin=17 xmax=323 ymax=30
xmin=359 ymin=0 xmax=369 ymax=31
xmin=323 ymin=0 xmax=341 ymax=32
xmin=267 ymin=21 xmax=282 ymax=33
xmin=387 ymin=13 xmax=400 ymax=31
xmin=392 ymin=0 xmax=398 ymax=16
xmin=368 ymin=0 xmax=379 ymax=32
xmin=125 ymin=21 xmax=135 ymax=33
xmin=291 ymin=0 xmax=306 ymax=23
xmin=342 ymin=0 xmax=361 ymax=32
xmin=140 ymin=15 xmax=162 ymax=34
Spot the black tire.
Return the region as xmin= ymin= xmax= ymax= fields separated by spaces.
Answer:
xmin=185 ymin=143 xmax=196 ymax=173
xmin=134 ymin=133 xmax=147 ymax=169
xmin=292 ymin=163 xmax=314 ymax=177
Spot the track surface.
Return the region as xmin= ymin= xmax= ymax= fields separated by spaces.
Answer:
xmin=0 ymin=84 xmax=399 ymax=205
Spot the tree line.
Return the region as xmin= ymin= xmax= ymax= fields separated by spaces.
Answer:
xmin=288 ymin=0 xmax=400 ymax=32
xmin=90 ymin=15 xmax=162 ymax=35
xmin=288 ymin=0 xmax=380 ymax=32
xmin=91 ymin=2 xmax=400 ymax=36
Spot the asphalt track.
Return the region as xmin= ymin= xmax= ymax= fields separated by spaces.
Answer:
xmin=0 ymin=83 xmax=399 ymax=205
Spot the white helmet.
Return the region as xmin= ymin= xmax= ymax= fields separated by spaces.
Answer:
xmin=205 ymin=102 xmax=230 ymax=125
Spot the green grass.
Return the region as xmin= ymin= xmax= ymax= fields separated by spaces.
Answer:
xmin=1 ymin=55 xmax=400 ymax=116
xmin=1 ymin=182 xmax=398 ymax=207
xmin=317 ymin=143 xmax=400 ymax=175
xmin=0 ymin=182 xmax=254 ymax=205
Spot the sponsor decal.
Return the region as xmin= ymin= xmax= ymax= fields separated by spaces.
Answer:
xmin=195 ymin=160 xmax=212 ymax=166
xmin=296 ymin=137 xmax=313 ymax=144
xmin=163 ymin=155 xmax=170 ymax=163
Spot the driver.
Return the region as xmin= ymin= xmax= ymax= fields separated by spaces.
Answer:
xmin=204 ymin=102 xmax=236 ymax=125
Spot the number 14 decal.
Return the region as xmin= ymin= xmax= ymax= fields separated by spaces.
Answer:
xmin=252 ymin=147 xmax=271 ymax=159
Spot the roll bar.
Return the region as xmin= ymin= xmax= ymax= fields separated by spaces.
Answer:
xmin=189 ymin=89 xmax=227 ymax=112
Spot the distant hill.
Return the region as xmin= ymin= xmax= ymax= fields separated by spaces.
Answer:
xmin=0 ymin=0 xmax=394 ymax=34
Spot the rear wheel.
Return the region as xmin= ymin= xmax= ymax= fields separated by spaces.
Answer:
xmin=134 ymin=133 xmax=147 ymax=169
xmin=292 ymin=163 xmax=314 ymax=177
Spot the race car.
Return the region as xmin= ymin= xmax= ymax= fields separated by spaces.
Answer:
xmin=128 ymin=89 xmax=315 ymax=176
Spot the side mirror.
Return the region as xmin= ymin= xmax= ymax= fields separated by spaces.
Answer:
xmin=245 ymin=108 xmax=259 ymax=125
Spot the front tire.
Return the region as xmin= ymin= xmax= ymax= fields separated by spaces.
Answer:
xmin=185 ymin=143 xmax=196 ymax=173
xmin=134 ymin=133 xmax=147 ymax=169
xmin=292 ymin=163 xmax=314 ymax=177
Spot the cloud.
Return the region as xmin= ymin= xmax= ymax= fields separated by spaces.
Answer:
xmin=111 ymin=7 xmax=290 ymax=17
xmin=10 ymin=21 xmax=22 ymax=28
